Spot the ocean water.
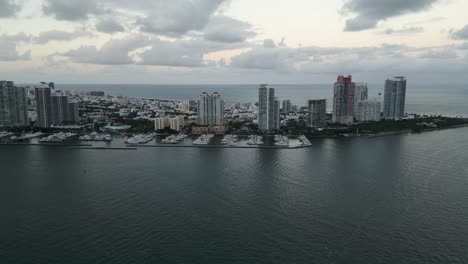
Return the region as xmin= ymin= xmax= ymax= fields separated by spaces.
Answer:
xmin=1 ymin=128 xmax=468 ymax=263
xmin=59 ymin=84 xmax=468 ymax=117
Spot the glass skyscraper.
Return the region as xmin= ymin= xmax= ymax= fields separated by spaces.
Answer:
xmin=383 ymin=77 xmax=407 ymax=119
xmin=308 ymin=99 xmax=327 ymax=128
xmin=0 ymin=81 xmax=28 ymax=127
xmin=35 ymin=87 xmax=53 ymax=128
xmin=333 ymin=75 xmax=355 ymax=124
xmin=258 ymin=84 xmax=280 ymax=131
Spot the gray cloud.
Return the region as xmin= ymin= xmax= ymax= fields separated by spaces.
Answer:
xmin=34 ymin=30 xmax=95 ymax=44
xmin=203 ymin=16 xmax=256 ymax=43
xmin=342 ymin=0 xmax=440 ymax=31
xmin=0 ymin=0 xmax=18 ymax=18
xmin=96 ymin=18 xmax=125 ymax=33
xmin=381 ymin=26 xmax=424 ymax=35
xmin=0 ymin=38 xmax=31 ymax=61
xmin=419 ymin=49 xmax=458 ymax=59
xmin=139 ymin=38 xmax=246 ymax=67
xmin=56 ymin=34 xmax=151 ymax=64
xmin=1 ymin=32 xmax=32 ymax=42
xmin=450 ymin=24 xmax=468 ymax=40
xmin=43 ymin=0 xmax=101 ymax=21
xmin=137 ymin=0 xmax=227 ymax=36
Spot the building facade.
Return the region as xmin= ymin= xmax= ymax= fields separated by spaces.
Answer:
xmin=356 ymin=100 xmax=381 ymax=122
xmin=67 ymin=102 xmax=80 ymax=123
xmin=333 ymin=75 xmax=355 ymax=124
xmin=258 ymin=84 xmax=280 ymax=131
xmin=35 ymin=87 xmax=53 ymax=128
xmin=383 ymin=77 xmax=407 ymax=119
xmin=282 ymin=100 xmax=292 ymax=114
xmin=0 ymin=81 xmax=28 ymax=127
xmin=197 ymin=92 xmax=224 ymax=126
xmin=154 ymin=117 xmax=170 ymax=131
xmin=169 ymin=116 xmax=185 ymax=132
xmin=308 ymin=99 xmax=327 ymax=128
xmin=353 ymin=82 xmax=368 ymax=118
xmin=52 ymin=95 xmax=69 ymax=125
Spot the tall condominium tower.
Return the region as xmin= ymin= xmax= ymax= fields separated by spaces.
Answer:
xmin=67 ymin=102 xmax=80 ymax=123
xmin=383 ymin=77 xmax=407 ymax=119
xmin=35 ymin=87 xmax=53 ymax=128
xmin=333 ymin=75 xmax=355 ymax=124
xmin=258 ymin=84 xmax=279 ymax=131
xmin=197 ymin=92 xmax=224 ymax=126
xmin=273 ymin=98 xmax=280 ymax=130
xmin=52 ymin=95 xmax=69 ymax=125
xmin=308 ymin=99 xmax=327 ymax=128
xmin=281 ymin=100 xmax=292 ymax=114
xmin=353 ymin=82 xmax=368 ymax=118
xmin=0 ymin=81 xmax=28 ymax=126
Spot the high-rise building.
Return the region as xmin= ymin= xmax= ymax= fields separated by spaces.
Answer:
xmin=273 ymin=98 xmax=280 ymax=130
xmin=383 ymin=77 xmax=407 ymax=119
xmin=169 ymin=116 xmax=186 ymax=132
xmin=35 ymin=87 xmax=53 ymax=128
xmin=308 ymin=99 xmax=327 ymax=128
xmin=354 ymin=82 xmax=368 ymax=118
xmin=333 ymin=75 xmax=355 ymax=124
xmin=258 ymin=85 xmax=280 ymax=131
xmin=0 ymin=81 xmax=28 ymax=126
xmin=282 ymin=100 xmax=292 ymax=114
xmin=197 ymin=92 xmax=224 ymax=126
xmin=154 ymin=117 xmax=170 ymax=131
xmin=52 ymin=95 xmax=69 ymax=125
xmin=356 ymin=100 xmax=381 ymax=122
xmin=67 ymin=101 xmax=80 ymax=123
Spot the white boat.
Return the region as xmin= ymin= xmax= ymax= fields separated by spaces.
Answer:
xmin=79 ymin=133 xmax=112 ymax=142
xmin=40 ymin=133 xmax=77 ymax=143
xmin=193 ymin=134 xmax=214 ymax=145
xmin=274 ymin=135 xmax=289 ymax=146
xmin=125 ymin=133 xmax=155 ymax=144
xmin=298 ymin=135 xmax=312 ymax=146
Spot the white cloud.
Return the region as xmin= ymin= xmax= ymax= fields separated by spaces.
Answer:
xmin=56 ymin=34 xmax=151 ymax=64
xmin=0 ymin=38 xmax=31 ymax=61
xmin=34 ymin=30 xmax=95 ymax=44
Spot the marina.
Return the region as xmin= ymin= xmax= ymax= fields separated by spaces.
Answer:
xmin=79 ymin=133 xmax=112 ymax=142
xmin=192 ymin=134 xmax=214 ymax=145
xmin=274 ymin=135 xmax=290 ymax=147
xmin=39 ymin=133 xmax=78 ymax=143
xmin=160 ymin=134 xmax=187 ymax=144
xmin=125 ymin=133 xmax=156 ymax=144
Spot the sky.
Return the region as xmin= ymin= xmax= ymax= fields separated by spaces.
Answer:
xmin=0 ymin=0 xmax=467 ymax=84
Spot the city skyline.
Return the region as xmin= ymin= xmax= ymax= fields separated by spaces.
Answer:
xmin=0 ymin=0 xmax=467 ymax=84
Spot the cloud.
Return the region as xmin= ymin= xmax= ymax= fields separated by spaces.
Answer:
xmin=0 ymin=38 xmax=31 ymax=61
xmin=139 ymin=38 xmax=245 ymax=67
xmin=203 ymin=16 xmax=256 ymax=43
xmin=342 ymin=0 xmax=440 ymax=31
xmin=34 ymin=30 xmax=95 ymax=44
xmin=381 ymin=26 xmax=424 ymax=35
xmin=136 ymin=0 xmax=228 ymax=36
xmin=1 ymin=33 xmax=32 ymax=42
xmin=96 ymin=18 xmax=125 ymax=33
xmin=42 ymin=0 xmax=101 ymax=21
xmin=419 ymin=49 xmax=458 ymax=59
xmin=56 ymin=34 xmax=151 ymax=64
xmin=0 ymin=0 xmax=19 ymax=18
xmin=450 ymin=24 xmax=468 ymax=40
